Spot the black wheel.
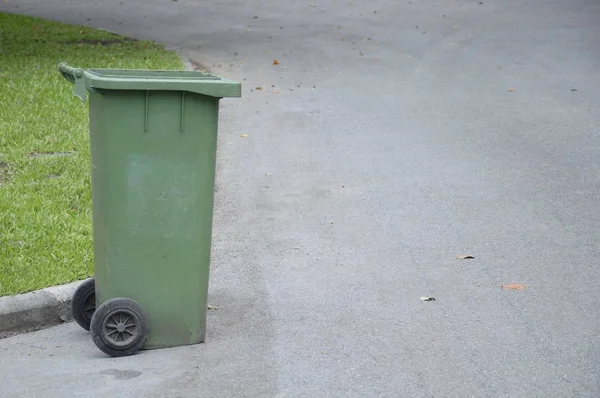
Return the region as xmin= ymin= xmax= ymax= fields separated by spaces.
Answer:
xmin=71 ymin=278 xmax=95 ymax=331
xmin=90 ymin=297 xmax=150 ymax=357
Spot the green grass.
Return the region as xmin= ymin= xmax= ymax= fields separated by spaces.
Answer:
xmin=0 ymin=13 xmax=183 ymax=296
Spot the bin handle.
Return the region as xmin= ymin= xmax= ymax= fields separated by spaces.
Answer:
xmin=58 ymin=62 xmax=87 ymax=102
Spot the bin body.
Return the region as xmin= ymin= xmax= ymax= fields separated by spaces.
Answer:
xmin=60 ymin=65 xmax=240 ymax=349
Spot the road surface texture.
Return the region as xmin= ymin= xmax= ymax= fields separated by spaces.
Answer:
xmin=1 ymin=0 xmax=599 ymax=397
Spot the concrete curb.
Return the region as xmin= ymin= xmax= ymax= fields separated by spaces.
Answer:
xmin=0 ymin=280 xmax=84 ymax=339
xmin=177 ymin=53 xmax=196 ymax=71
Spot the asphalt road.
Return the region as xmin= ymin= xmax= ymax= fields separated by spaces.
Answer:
xmin=1 ymin=0 xmax=599 ymax=397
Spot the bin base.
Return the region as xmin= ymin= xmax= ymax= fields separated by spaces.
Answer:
xmin=141 ymin=339 xmax=204 ymax=351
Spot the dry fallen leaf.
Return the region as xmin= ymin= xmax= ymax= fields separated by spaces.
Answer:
xmin=506 ymin=88 xmax=516 ymax=92
xmin=255 ymin=86 xmax=263 ymax=91
xmin=240 ymin=134 xmax=249 ymax=138
xmin=501 ymin=284 xmax=526 ymax=290
xmin=420 ymin=296 xmax=436 ymax=301
xmin=273 ymin=90 xmax=279 ymax=94
xmin=456 ymin=255 xmax=475 ymax=259
xmin=273 ymin=59 xmax=280 ymax=65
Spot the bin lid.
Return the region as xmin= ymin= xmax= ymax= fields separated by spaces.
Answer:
xmin=58 ymin=63 xmax=241 ymax=101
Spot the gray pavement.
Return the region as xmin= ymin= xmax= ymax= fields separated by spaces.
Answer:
xmin=1 ymin=0 xmax=600 ymax=396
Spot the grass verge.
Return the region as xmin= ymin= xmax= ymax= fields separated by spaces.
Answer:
xmin=0 ymin=12 xmax=183 ymax=296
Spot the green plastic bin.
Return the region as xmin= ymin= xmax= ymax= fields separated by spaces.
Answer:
xmin=59 ymin=63 xmax=241 ymax=357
